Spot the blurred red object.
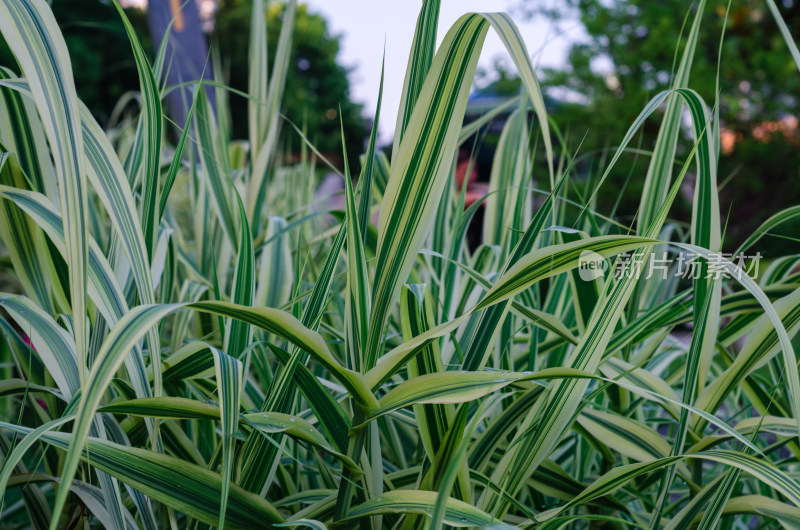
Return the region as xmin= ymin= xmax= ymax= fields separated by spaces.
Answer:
xmin=455 ymin=149 xmax=487 ymax=207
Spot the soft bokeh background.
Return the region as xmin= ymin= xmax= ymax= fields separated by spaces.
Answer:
xmin=0 ymin=0 xmax=797 ymax=254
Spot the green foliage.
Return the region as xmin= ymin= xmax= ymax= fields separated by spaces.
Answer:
xmin=0 ymin=0 xmax=150 ymax=124
xmin=214 ymin=0 xmax=365 ymax=170
xmin=0 ymin=0 xmax=800 ymax=529
xmin=515 ymin=0 xmax=800 ymax=252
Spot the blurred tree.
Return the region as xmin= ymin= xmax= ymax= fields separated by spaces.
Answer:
xmin=213 ymin=0 xmax=365 ymax=171
xmin=1 ymin=0 xmax=365 ymax=172
xmin=510 ymin=0 xmax=800 ymax=252
xmin=0 ymin=0 xmax=151 ymax=125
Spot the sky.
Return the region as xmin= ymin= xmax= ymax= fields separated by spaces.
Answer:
xmin=298 ymin=0 xmax=584 ymax=141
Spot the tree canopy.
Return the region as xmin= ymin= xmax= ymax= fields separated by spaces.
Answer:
xmin=512 ymin=0 xmax=800 ymax=252
xmin=1 ymin=0 xmax=365 ymax=172
xmin=214 ymin=0 xmax=365 ymax=169
xmin=0 ymin=0 xmax=151 ymax=125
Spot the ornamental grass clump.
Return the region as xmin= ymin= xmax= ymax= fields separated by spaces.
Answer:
xmin=1 ymin=0 xmax=800 ymax=528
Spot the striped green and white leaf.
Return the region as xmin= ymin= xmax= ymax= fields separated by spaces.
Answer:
xmin=212 ymin=348 xmax=243 ymax=530
xmin=0 ymin=422 xmax=285 ymax=528
xmin=536 ymin=450 xmax=800 ymax=522
xmin=99 ymin=397 xmax=358 ymax=473
xmin=343 ymin=490 xmax=512 ymax=529
xmin=0 ymin=0 xmax=89 ymax=396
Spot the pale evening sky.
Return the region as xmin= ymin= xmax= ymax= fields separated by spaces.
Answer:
xmin=302 ymin=0 xmax=583 ymax=140
xmin=123 ymin=0 xmax=585 ymax=141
